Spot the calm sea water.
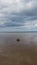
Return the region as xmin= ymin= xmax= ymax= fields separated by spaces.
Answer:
xmin=0 ymin=32 xmax=37 ymax=45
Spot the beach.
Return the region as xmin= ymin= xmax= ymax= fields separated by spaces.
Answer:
xmin=0 ymin=32 xmax=37 ymax=65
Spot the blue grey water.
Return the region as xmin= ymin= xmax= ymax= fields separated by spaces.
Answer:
xmin=0 ymin=32 xmax=37 ymax=45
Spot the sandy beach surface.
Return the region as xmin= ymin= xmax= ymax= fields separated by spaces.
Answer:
xmin=0 ymin=33 xmax=37 ymax=65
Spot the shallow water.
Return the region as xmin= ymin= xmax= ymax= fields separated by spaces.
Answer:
xmin=0 ymin=32 xmax=37 ymax=45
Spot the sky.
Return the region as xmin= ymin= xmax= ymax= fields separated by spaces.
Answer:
xmin=0 ymin=0 xmax=37 ymax=32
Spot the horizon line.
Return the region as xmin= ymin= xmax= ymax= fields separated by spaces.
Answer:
xmin=0 ymin=31 xmax=37 ymax=33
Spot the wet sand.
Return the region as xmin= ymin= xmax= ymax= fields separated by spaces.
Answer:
xmin=0 ymin=33 xmax=37 ymax=65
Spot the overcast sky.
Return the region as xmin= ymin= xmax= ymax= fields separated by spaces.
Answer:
xmin=0 ymin=0 xmax=37 ymax=32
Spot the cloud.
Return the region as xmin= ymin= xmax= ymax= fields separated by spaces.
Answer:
xmin=0 ymin=0 xmax=37 ymax=31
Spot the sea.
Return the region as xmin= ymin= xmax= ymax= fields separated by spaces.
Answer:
xmin=0 ymin=32 xmax=37 ymax=45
